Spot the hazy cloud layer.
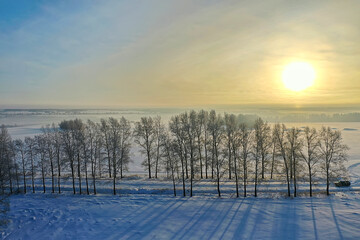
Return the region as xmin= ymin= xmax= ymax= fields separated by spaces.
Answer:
xmin=1 ymin=0 xmax=359 ymax=107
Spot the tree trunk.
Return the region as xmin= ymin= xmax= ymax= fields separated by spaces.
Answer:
xmin=308 ymin=166 xmax=312 ymax=197
xmin=255 ymin=157 xmax=258 ymax=197
xmin=41 ymin=159 xmax=45 ymax=193
xmin=184 ymin=148 xmax=188 ymax=179
xmin=293 ymin=153 xmax=297 ymax=197
xmin=155 ymin=142 xmax=160 ymax=178
xmin=113 ymin=174 xmax=116 ymax=195
xmin=205 ymin=136 xmax=208 ymax=179
xmin=228 ymin=141 xmax=232 ymax=179
xmin=147 ymin=149 xmax=151 ymax=179
xmin=326 ymin=164 xmax=330 ymax=196
xmin=107 ymin=151 xmax=111 ymax=178
xmin=198 ymin=142 xmax=203 ymax=179
xmin=50 ymin=156 xmax=54 ymax=193
xmin=243 ymin=156 xmax=247 ymax=198
xmin=31 ymin=152 xmax=35 ymax=193
xmin=85 ymin=160 xmax=89 ymax=195
xmin=270 ymin=145 xmax=275 ymax=180
xmin=190 ymin=143 xmax=194 ymax=197
xmin=284 ymin=160 xmax=290 ymax=197
xmin=71 ymin=160 xmax=76 ymax=194
xmin=233 ymin=148 xmax=239 ymax=198
xmin=15 ymin=164 xmax=20 ymax=191
xmin=171 ymin=162 xmax=176 ymax=197
xmin=22 ymin=152 xmax=26 ymax=193
xmin=216 ymin=147 xmax=221 ymax=197
xmin=261 ymin=154 xmax=265 ymax=179
xmin=57 ymin=150 xmax=61 ymax=194
xmin=77 ymin=153 xmax=82 ymax=194
xmin=8 ymin=160 xmax=13 ymax=194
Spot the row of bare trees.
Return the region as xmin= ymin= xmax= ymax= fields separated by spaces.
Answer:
xmin=0 ymin=117 xmax=132 ymax=196
xmin=0 ymin=110 xmax=349 ymax=198
xmin=132 ymin=110 xmax=348 ymax=197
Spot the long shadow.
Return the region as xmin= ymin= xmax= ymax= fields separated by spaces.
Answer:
xmin=270 ymin=199 xmax=297 ymax=240
xmin=219 ymin=198 xmax=245 ymax=239
xmin=122 ymin=198 xmax=190 ymax=239
xmin=175 ymin=199 xmax=218 ymax=239
xmin=310 ymin=198 xmax=318 ymax=240
xmin=107 ymin=199 xmax=181 ymax=239
xmin=206 ymin=199 xmax=237 ymax=239
xmin=176 ymin=199 xmax=214 ymax=240
xmin=198 ymin=199 xmax=230 ymax=239
xmin=329 ymin=197 xmax=344 ymax=240
xmin=231 ymin=198 xmax=255 ymax=240
xmin=119 ymin=200 xmax=158 ymax=223
xmin=248 ymin=198 xmax=270 ymax=240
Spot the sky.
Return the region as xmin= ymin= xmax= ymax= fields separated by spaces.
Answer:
xmin=0 ymin=0 xmax=359 ymax=108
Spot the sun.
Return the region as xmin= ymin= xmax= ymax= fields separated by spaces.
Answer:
xmin=282 ymin=62 xmax=316 ymax=92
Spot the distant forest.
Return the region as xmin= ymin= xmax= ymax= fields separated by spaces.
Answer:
xmin=266 ymin=112 xmax=360 ymax=122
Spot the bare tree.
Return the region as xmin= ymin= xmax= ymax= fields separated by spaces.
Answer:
xmin=108 ymin=118 xmax=120 ymax=195
xmin=42 ymin=126 xmax=56 ymax=193
xmin=100 ymin=119 xmax=112 ymax=178
xmin=200 ymin=110 xmax=210 ymax=179
xmin=86 ymin=120 xmax=98 ymax=194
xmin=51 ymin=124 xmax=62 ymax=193
xmin=270 ymin=130 xmax=278 ymax=180
xmin=169 ymin=115 xmax=186 ymax=196
xmin=319 ymin=127 xmax=349 ymax=195
xmin=15 ymin=139 xmax=27 ymax=193
xmin=0 ymin=126 xmax=13 ymax=194
xmin=161 ymin=132 xmax=177 ymax=196
xmin=224 ymin=113 xmax=234 ymax=180
xmin=225 ymin=114 xmax=240 ymax=197
xmin=118 ymin=117 xmax=132 ymax=179
xmin=239 ymin=123 xmax=252 ymax=197
xmin=195 ymin=110 xmax=206 ymax=179
xmin=154 ymin=116 xmax=165 ymax=178
xmin=286 ymin=127 xmax=302 ymax=197
xmin=181 ymin=111 xmax=198 ymax=197
xmin=25 ymin=137 xmax=36 ymax=193
xmin=301 ymin=127 xmax=319 ymax=197
xmin=34 ymin=135 xmax=47 ymax=193
xmin=207 ymin=110 xmax=223 ymax=197
xmin=59 ymin=120 xmax=77 ymax=194
xmin=73 ymin=119 xmax=85 ymax=195
xmin=133 ymin=117 xmax=155 ymax=179
xmin=273 ymin=123 xmax=291 ymax=197
xmin=253 ymin=119 xmax=261 ymax=197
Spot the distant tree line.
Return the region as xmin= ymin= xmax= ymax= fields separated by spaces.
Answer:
xmin=268 ymin=112 xmax=360 ymax=122
xmin=0 ymin=110 xmax=349 ymax=198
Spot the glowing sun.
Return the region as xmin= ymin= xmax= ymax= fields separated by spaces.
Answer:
xmin=282 ymin=62 xmax=316 ymax=92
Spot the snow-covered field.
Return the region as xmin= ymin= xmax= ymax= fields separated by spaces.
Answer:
xmin=1 ymin=174 xmax=360 ymax=240
xmin=1 ymin=111 xmax=360 ymax=239
xmin=2 ymin=190 xmax=360 ymax=239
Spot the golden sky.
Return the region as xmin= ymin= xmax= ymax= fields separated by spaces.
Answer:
xmin=0 ymin=0 xmax=359 ymax=108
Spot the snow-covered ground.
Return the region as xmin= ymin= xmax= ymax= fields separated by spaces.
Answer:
xmin=2 ymin=191 xmax=360 ymax=239
xmin=1 ymin=175 xmax=360 ymax=240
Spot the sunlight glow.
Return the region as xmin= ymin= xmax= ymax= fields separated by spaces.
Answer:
xmin=282 ymin=62 xmax=316 ymax=92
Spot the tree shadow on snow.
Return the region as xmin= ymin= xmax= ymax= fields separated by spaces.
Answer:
xmin=329 ymin=198 xmax=344 ymax=240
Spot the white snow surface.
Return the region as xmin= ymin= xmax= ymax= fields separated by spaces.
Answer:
xmin=2 ymin=191 xmax=360 ymax=240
